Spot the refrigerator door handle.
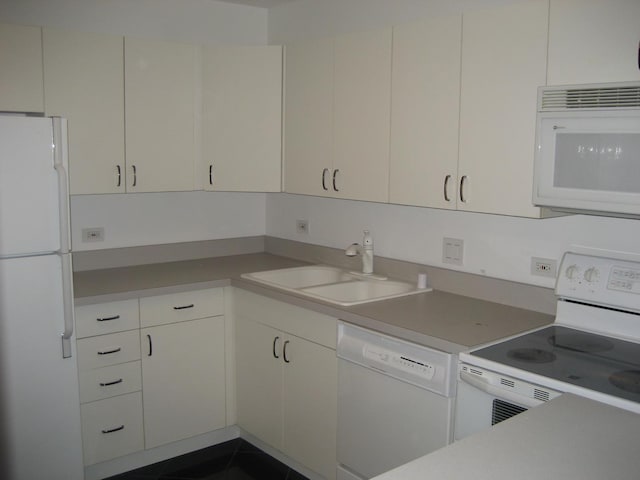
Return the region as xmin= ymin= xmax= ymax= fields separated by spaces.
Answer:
xmin=60 ymin=255 xmax=74 ymax=359
xmin=52 ymin=117 xmax=71 ymax=254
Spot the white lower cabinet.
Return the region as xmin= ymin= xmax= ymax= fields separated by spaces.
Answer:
xmin=75 ymin=287 xmax=226 ymax=465
xmin=235 ymin=289 xmax=338 ymax=480
xmin=141 ymin=315 xmax=226 ymax=449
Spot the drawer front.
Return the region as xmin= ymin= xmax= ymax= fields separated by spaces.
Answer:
xmin=81 ymin=392 xmax=144 ymax=465
xmin=75 ymin=299 xmax=139 ymax=338
xmin=79 ymin=361 xmax=142 ymax=404
xmin=77 ymin=330 xmax=141 ymax=370
xmin=139 ymin=288 xmax=224 ymax=328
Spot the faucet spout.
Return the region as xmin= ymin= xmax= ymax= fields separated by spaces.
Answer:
xmin=345 ymin=230 xmax=374 ymax=275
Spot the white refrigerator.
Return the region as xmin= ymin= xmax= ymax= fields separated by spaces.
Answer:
xmin=0 ymin=115 xmax=84 ymax=479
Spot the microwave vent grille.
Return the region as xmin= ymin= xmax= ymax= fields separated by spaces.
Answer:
xmin=540 ymin=85 xmax=640 ymax=111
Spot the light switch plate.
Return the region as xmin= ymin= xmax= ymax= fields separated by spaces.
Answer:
xmin=443 ymin=237 xmax=464 ymax=266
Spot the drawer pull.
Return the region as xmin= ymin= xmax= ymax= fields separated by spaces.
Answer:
xmin=101 ymin=425 xmax=125 ymax=434
xmin=173 ymin=304 xmax=194 ymax=310
xmin=97 ymin=347 xmax=122 ymax=356
xmin=99 ymin=378 xmax=123 ymax=387
xmin=96 ymin=315 xmax=120 ymax=322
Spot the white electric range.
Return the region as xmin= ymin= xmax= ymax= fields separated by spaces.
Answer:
xmin=454 ymin=252 xmax=640 ymax=440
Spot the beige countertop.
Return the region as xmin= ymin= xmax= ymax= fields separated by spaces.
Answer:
xmin=373 ymin=393 xmax=640 ymax=480
xmin=74 ymin=253 xmax=553 ymax=353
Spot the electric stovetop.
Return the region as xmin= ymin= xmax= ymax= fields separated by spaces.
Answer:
xmin=469 ymin=324 xmax=640 ymax=403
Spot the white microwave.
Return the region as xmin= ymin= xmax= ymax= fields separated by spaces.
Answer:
xmin=533 ymin=82 xmax=640 ymax=218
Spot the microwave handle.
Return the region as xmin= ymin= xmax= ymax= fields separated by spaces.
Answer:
xmin=459 ymin=371 xmax=545 ymax=409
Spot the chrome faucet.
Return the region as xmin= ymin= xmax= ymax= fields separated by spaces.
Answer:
xmin=346 ymin=230 xmax=374 ymax=275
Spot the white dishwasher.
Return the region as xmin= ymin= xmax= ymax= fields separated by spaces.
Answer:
xmin=337 ymin=322 xmax=457 ymax=480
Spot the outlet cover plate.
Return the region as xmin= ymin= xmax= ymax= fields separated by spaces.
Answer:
xmin=82 ymin=227 xmax=105 ymax=242
xmin=531 ymin=257 xmax=557 ymax=278
xmin=296 ymin=220 xmax=309 ymax=235
xmin=443 ymin=237 xmax=464 ymax=266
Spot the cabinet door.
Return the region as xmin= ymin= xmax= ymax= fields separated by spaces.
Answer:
xmin=548 ymin=0 xmax=640 ymax=85
xmin=125 ymin=37 xmax=197 ymax=192
xmin=0 ymin=24 xmax=43 ymax=112
xmin=283 ymin=335 xmax=337 ymax=480
xmin=458 ymin=0 xmax=547 ymax=218
xmin=333 ymin=28 xmax=392 ymax=203
xmin=283 ymin=37 xmax=334 ymax=197
xmin=43 ymin=28 xmax=125 ymax=194
xmin=203 ymin=46 xmax=282 ymax=192
xmin=389 ymin=16 xmax=462 ymax=209
xmin=235 ymin=316 xmax=283 ymax=450
xmin=141 ymin=316 xmax=226 ymax=449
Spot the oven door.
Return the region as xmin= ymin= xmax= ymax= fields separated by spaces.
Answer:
xmin=454 ymin=363 xmax=562 ymax=441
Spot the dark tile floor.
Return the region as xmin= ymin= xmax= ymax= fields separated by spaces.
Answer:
xmin=106 ymin=438 xmax=310 ymax=480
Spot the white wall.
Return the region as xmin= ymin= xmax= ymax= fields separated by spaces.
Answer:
xmin=0 ymin=0 xmax=268 ymax=45
xmin=71 ymin=192 xmax=266 ymax=251
xmin=266 ymin=0 xmax=640 ymax=288
xmin=266 ymin=194 xmax=640 ymax=288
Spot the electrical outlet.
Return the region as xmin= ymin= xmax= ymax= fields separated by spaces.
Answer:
xmin=443 ymin=237 xmax=464 ymax=266
xmin=531 ymin=257 xmax=557 ymax=278
xmin=296 ymin=220 xmax=309 ymax=235
xmin=82 ymin=227 xmax=105 ymax=242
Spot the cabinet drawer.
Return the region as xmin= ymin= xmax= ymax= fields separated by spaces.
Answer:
xmin=140 ymin=288 xmax=224 ymax=328
xmin=81 ymin=392 xmax=144 ymax=465
xmin=75 ymin=299 xmax=139 ymax=338
xmin=77 ymin=330 xmax=141 ymax=370
xmin=79 ymin=361 xmax=142 ymax=404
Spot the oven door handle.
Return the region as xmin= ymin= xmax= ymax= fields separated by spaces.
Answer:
xmin=459 ymin=371 xmax=546 ymax=409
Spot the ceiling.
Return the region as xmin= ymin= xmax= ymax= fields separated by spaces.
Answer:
xmin=214 ymin=0 xmax=300 ymax=8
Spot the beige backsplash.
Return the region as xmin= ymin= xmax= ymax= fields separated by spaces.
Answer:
xmin=73 ymin=235 xmax=556 ymax=315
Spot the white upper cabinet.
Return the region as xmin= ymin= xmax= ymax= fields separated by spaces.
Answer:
xmin=202 ymin=45 xmax=282 ymax=192
xmin=389 ymin=16 xmax=462 ymax=209
xmin=284 ymin=28 xmax=392 ymax=202
xmin=0 ymin=24 xmax=43 ymax=113
xmin=284 ymin=37 xmax=335 ymax=197
xmin=43 ymin=29 xmax=125 ymax=195
xmin=333 ymin=28 xmax=392 ymax=203
xmin=458 ymin=0 xmax=548 ymax=218
xmin=125 ymin=37 xmax=197 ymax=193
xmin=548 ymin=0 xmax=640 ymax=85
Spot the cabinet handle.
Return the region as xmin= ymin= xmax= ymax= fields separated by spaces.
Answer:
xmin=638 ymin=41 xmax=640 ymax=70
xmin=97 ymin=347 xmax=121 ymax=355
xmin=173 ymin=304 xmax=194 ymax=310
xmin=116 ymin=165 xmax=122 ymax=188
xmin=322 ymin=168 xmax=329 ymax=191
xmin=273 ymin=336 xmax=280 ymax=359
xmin=101 ymin=425 xmax=125 ymax=434
xmin=100 ymin=378 xmax=123 ymax=387
xmin=283 ymin=340 xmax=290 ymax=363
xmin=147 ymin=334 xmax=153 ymax=356
xmin=209 ymin=165 xmax=213 ymax=185
xmin=96 ymin=315 xmax=120 ymax=322
xmin=459 ymin=175 xmax=468 ymax=203
xmin=444 ymin=175 xmax=452 ymax=202
xmin=332 ymin=169 xmax=339 ymax=192
xmin=132 ymin=165 xmax=137 ymax=187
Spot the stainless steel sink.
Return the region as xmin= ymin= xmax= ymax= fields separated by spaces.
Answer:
xmin=241 ymin=265 xmax=430 ymax=306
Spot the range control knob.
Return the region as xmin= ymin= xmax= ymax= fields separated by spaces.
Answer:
xmin=565 ymin=264 xmax=581 ymax=280
xmin=584 ymin=267 xmax=600 ymax=283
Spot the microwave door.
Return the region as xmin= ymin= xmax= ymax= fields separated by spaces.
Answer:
xmin=534 ymin=112 xmax=640 ymax=216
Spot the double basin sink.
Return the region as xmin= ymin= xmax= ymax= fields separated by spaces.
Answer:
xmin=241 ymin=265 xmax=430 ymax=306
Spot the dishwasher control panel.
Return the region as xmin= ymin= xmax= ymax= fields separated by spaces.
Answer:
xmin=337 ymin=322 xmax=456 ymax=397
xmin=363 ymin=345 xmax=436 ymax=380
